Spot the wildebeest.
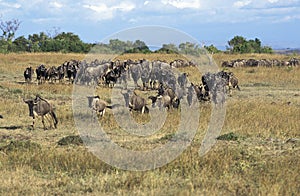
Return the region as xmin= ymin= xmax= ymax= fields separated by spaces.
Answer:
xmin=201 ymin=72 xmax=227 ymax=104
xmin=130 ymin=63 xmax=142 ymax=88
xmin=177 ymin=73 xmax=188 ymax=89
xmin=0 ymin=114 xmax=3 ymax=119
xmin=45 ymin=66 xmax=58 ymax=83
xmin=66 ymin=60 xmax=80 ymax=83
xmin=56 ymin=65 xmax=65 ymax=83
xmin=23 ymin=95 xmax=58 ymax=130
xmin=190 ymin=83 xmax=207 ymax=101
xmin=88 ymin=95 xmax=120 ymax=118
xmin=89 ymin=96 xmax=112 ymax=117
xmin=217 ymin=71 xmax=240 ymax=95
xmin=36 ymin=64 xmax=47 ymax=84
xmin=123 ymin=90 xmax=149 ymax=114
xmin=24 ymin=67 xmax=34 ymax=83
xmin=149 ymin=95 xmax=172 ymax=110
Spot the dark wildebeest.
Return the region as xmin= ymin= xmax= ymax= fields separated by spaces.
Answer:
xmin=201 ymin=72 xmax=227 ymax=104
xmin=23 ymin=95 xmax=58 ymax=130
xmin=45 ymin=66 xmax=58 ymax=83
xmin=0 ymin=114 xmax=3 ymax=119
xmin=36 ymin=64 xmax=47 ymax=84
xmin=177 ymin=73 xmax=188 ymax=89
xmin=190 ymin=83 xmax=207 ymax=101
xmin=217 ymin=71 xmax=240 ymax=95
xmin=66 ymin=60 xmax=79 ymax=83
xmin=24 ymin=67 xmax=34 ymax=83
xmin=56 ymin=65 xmax=65 ymax=83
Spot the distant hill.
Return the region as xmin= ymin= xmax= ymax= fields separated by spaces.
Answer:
xmin=274 ymin=48 xmax=300 ymax=55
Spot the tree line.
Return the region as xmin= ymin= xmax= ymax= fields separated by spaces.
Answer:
xmin=0 ymin=18 xmax=273 ymax=54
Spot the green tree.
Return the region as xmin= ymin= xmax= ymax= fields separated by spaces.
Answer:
xmin=12 ymin=36 xmax=29 ymax=52
xmin=51 ymin=32 xmax=90 ymax=53
xmin=228 ymin=36 xmax=247 ymax=53
xmin=227 ymin=36 xmax=272 ymax=54
xmin=204 ymin=44 xmax=221 ymax=54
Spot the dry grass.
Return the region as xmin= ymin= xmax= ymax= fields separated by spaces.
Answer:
xmin=0 ymin=53 xmax=299 ymax=195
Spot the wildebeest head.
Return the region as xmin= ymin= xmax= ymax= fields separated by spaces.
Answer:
xmin=23 ymin=99 xmax=35 ymax=117
xmin=87 ymin=95 xmax=100 ymax=108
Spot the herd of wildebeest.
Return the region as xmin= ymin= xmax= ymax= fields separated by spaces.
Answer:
xmin=221 ymin=57 xmax=300 ymax=67
xmin=19 ymin=56 xmax=300 ymax=129
xmin=21 ymin=58 xmax=242 ymax=129
xmin=17 ymin=56 xmax=300 ymax=129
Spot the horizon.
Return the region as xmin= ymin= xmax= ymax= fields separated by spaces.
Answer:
xmin=1 ymin=0 xmax=300 ymax=50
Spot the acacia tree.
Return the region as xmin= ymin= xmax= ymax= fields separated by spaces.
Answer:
xmin=0 ymin=18 xmax=21 ymax=41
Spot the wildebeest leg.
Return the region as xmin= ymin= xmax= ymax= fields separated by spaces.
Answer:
xmin=141 ymin=106 xmax=145 ymax=114
xmin=32 ymin=117 xmax=35 ymax=130
xmin=50 ymin=111 xmax=58 ymax=128
xmin=101 ymin=109 xmax=106 ymax=117
xmin=42 ymin=115 xmax=46 ymax=130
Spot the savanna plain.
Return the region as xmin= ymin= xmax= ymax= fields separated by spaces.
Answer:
xmin=0 ymin=53 xmax=299 ymax=195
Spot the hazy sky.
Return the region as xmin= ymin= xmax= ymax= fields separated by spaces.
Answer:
xmin=1 ymin=0 xmax=300 ymax=49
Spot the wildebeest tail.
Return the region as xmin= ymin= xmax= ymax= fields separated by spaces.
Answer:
xmin=107 ymin=104 xmax=121 ymax=109
xmin=50 ymin=111 xmax=58 ymax=128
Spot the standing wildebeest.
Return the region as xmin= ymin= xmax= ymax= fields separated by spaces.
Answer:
xmin=66 ymin=60 xmax=80 ymax=83
xmin=23 ymin=95 xmax=58 ymax=130
xmin=217 ymin=71 xmax=240 ymax=95
xmin=90 ymin=96 xmax=111 ymax=117
xmin=24 ymin=67 xmax=34 ymax=83
xmin=88 ymin=95 xmax=119 ymax=117
xmin=122 ymin=90 xmax=149 ymax=114
xmin=56 ymin=65 xmax=65 ymax=83
xmin=36 ymin=64 xmax=47 ymax=84
xmin=45 ymin=66 xmax=58 ymax=83
xmin=130 ymin=63 xmax=142 ymax=88
xmin=201 ymin=72 xmax=227 ymax=104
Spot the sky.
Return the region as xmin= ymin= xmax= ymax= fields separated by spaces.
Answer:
xmin=0 ymin=0 xmax=300 ymax=49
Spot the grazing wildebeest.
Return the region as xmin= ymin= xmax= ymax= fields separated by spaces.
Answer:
xmin=0 ymin=114 xmax=3 ymax=119
xmin=23 ymin=95 xmax=58 ymax=130
xmin=24 ymin=67 xmax=33 ymax=83
xmin=36 ymin=64 xmax=47 ymax=84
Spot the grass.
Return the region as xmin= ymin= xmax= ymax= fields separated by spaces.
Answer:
xmin=0 ymin=52 xmax=299 ymax=195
